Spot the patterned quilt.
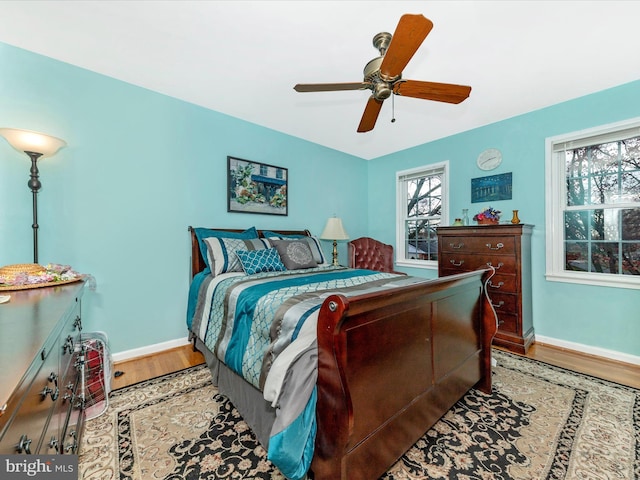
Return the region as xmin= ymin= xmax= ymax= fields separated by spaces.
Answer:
xmin=188 ymin=266 xmax=426 ymax=480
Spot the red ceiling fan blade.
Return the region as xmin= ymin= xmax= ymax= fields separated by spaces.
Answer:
xmin=357 ymin=96 xmax=384 ymax=132
xmin=294 ymin=82 xmax=370 ymax=92
xmin=380 ymin=14 xmax=433 ymax=80
xmin=394 ymin=80 xmax=471 ymax=104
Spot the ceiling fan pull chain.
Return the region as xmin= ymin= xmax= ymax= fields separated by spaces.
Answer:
xmin=391 ymin=92 xmax=396 ymax=123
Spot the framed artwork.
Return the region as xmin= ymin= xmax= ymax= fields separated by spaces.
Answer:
xmin=227 ymin=156 xmax=288 ymax=216
xmin=471 ymin=172 xmax=512 ymax=203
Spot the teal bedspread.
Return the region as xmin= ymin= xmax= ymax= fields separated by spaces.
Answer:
xmin=188 ymin=266 xmax=424 ymax=479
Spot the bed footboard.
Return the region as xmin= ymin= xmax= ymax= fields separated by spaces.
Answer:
xmin=311 ymin=269 xmax=496 ymax=480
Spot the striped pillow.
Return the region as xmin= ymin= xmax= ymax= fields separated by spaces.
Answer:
xmin=204 ymin=237 xmax=269 ymax=276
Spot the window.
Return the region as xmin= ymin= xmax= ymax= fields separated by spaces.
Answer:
xmin=546 ymin=118 xmax=640 ymax=289
xmin=396 ymin=162 xmax=448 ymax=269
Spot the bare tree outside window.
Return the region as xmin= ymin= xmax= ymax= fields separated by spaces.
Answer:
xmin=397 ymin=162 xmax=448 ymax=266
xmin=564 ymin=136 xmax=640 ymax=276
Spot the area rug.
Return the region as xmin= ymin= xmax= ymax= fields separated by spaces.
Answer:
xmin=78 ymin=350 xmax=640 ymax=480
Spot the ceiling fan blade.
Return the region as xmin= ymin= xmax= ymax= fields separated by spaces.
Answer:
xmin=294 ymin=82 xmax=370 ymax=92
xmin=357 ymin=96 xmax=384 ymax=132
xmin=394 ymin=80 xmax=471 ymax=104
xmin=380 ymin=14 xmax=433 ymax=79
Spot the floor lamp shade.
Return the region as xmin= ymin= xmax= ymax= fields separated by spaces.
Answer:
xmin=0 ymin=128 xmax=66 ymax=158
xmin=0 ymin=128 xmax=67 ymax=264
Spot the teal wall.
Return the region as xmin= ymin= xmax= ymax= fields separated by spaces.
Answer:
xmin=1 ymin=41 xmax=638 ymax=359
xmin=0 ymin=43 xmax=367 ymax=352
xmin=368 ymin=80 xmax=640 ymax=358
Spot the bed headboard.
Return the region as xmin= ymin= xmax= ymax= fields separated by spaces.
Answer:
xmin=187 ymin=226 xmax=312 ymax=278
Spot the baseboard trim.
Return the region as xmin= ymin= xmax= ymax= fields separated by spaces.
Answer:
xmin=535 ymin=334 xmax=640 ymax=366
xmin=111 ymin=335 xmax=640 ymax=368
xmin=112 ymin=337 xmax=191 ymax=363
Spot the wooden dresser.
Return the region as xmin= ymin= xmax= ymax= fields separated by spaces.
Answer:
xmin=0 ymin=281 xmax=86 ymax=454
xmin=437 ymin=224 xmax=534 ymax=353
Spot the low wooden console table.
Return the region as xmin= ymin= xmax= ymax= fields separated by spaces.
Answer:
xmin=0 ymin=281 xmax=86 ymax=454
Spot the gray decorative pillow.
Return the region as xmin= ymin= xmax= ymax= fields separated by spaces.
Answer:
xmin=270 ymin=239 xmax=318 ymax=270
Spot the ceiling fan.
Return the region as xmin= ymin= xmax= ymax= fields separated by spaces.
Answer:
xmin=293 ymin=14 xmax=471 ymax=133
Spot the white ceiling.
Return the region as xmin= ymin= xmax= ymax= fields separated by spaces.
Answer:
xmin=1 ymin=1 xmax=639 ymax=160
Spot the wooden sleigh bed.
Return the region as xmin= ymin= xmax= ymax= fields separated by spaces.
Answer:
xmin=187 ymin=227 xmax=497 ymax=480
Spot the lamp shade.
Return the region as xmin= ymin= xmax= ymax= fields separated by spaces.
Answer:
xmin=0 ymin=128 xmax=66 ymax=158
xmin=320 ymin=217 xmax=349 ymax=240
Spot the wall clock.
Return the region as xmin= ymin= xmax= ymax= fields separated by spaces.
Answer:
xmin=477 ymin=148 xmax=502 ymax=171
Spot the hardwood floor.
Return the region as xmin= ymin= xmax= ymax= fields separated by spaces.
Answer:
xmin=514 ymin=341 xmax=640 ymax=389
xmin=111 ymin=345 xmax=205 ymax=390
xmin=111 ymin=341 xmax=639 ymax=391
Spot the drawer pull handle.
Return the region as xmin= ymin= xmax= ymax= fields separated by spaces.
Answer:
xmin=73 ymin=315 xmax=82 ymax=331
xmin=63 ymin=335 xmax=75 ymax=355
xmin=41 ymin=385 xmax=59 ymax=402
xmin=486 ymin=242 xmax=504 ymax=250
xmin=492 ymin=301 xmax=505 ymax=308
xmin=486 ymin=262 xmax=504 ymax=270
xmin=17 ymin=434 xmax=32 ymax=454
xmin=41 ymin=372 xmax=60 ymax=401
xmin=48 ymin=436 xmax=59 ymax=451
xmin=449 ymin=259 xmax=464 ymax=267
xmin=489 ymin=281 xmax=504 ymax=289
xmin=449 ymin=242 xmax=464 ymax=249
xmin=65 ymin=431 xmax=78 ymax=454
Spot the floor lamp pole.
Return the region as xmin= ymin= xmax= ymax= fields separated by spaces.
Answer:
xmin=26 ymin=151 xmax=43 ymax=264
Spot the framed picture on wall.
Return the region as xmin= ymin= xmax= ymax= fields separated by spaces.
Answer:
xmin=227 ymin=156 xmax=288 ymax=216
xmin=471 ymin=172 xmax=512 ymax=203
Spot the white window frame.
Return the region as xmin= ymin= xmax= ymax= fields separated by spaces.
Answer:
xmin=545 ymin=117 xmax=640 ymax=289
xmin=396 ymin=161 xmax=449 ymax=270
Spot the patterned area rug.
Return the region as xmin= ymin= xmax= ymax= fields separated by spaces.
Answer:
xmin=78 ymin=350 xmax=640 ymax=479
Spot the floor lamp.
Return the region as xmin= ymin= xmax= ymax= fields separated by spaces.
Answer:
xmin=0 ymin=128 xmax=67 ymax=265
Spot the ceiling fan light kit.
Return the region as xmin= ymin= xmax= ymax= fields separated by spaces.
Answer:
xmin=293 ymin=14 xmax=471 ymax=133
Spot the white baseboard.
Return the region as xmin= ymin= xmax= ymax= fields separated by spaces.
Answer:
xmin=111 ymin=337 xmax=191 ymax=363
xmin=110 ymin=334 xmax=640 ymax=368
xmin=535 ymin=334 xmax=640 ymax=366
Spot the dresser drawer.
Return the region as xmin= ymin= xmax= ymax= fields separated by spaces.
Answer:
xmin=440 ymin=235 xmax=516 ymax=255
xmin=440 ymin=254 xmax=517 ymax=275
xmin=495 ymin=312 xmax=519 ymax=334
xmin=0 ymin=347 xmax=59 ymax=454
xmin=484 ymin=274 xmax=517 ymax=294
xmin=487 ymin=292 xmax=518 ymax=315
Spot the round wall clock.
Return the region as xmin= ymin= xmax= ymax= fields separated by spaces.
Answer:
xmin=477 ymin=148 xmax=502 ymax=171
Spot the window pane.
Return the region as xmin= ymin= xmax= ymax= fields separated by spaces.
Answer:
xmin=621 ymin=243 xmax=640 ymax=275
xmin=590 ymin=174 xmax=620 ymax=205
xmin=405 ymin=219 xmax=439 ymax=261
xmin=622 ymin=208 xmax=640 ymax=240
xmin=565 ymin=150 xmax=589 ymax=177
xmin=621 ymin=171 xmax=640 ymax=201
xmin=566 ymin=178 xmax=589 ymax=206
xmin=591 ymin=242 xmax=619 ymax=274
xmin=565 ymin=242 xmax=587 ymax=271
xmin=590 ymin=142 xmax=619 ymax=175
xmin=406 ymin=175 xmax=441 ymax=218
xmin=565 ymin=211 xmax=588 ymax=241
